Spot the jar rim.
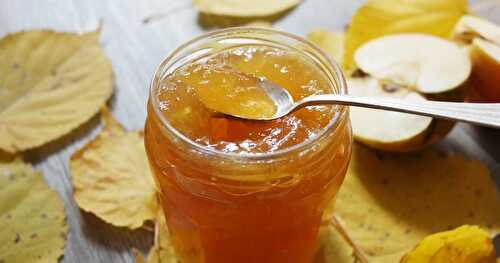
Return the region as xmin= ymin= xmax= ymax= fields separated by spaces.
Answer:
xmin=149 ymin=27 xmax=349 ymax=161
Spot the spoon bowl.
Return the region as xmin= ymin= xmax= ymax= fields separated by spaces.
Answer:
xmin=255 ymin=77 xmax=296 ymax=120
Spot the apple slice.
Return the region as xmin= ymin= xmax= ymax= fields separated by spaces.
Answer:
xmin=348 ymin=77 xmax=434 ymax=152
xmin=354 ymin=34 xmax=471 ymax=94
xmin=453 ymin=15 xmax=500 ymax=45
xmin=453 ymin=15 xmax=500 ymax=102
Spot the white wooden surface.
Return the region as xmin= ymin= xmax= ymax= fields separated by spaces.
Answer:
xmin=0 ymin=1 xmax=499 ymax=262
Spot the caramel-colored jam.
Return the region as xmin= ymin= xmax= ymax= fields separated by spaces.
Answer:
xmin=155 ymin=45 xmax=335 ymax=153
xmin=145 ymin=45 xmax=351 ymax=263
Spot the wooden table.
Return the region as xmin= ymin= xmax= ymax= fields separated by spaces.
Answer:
xmin=1 ymin=0 xmax=499 ymax=262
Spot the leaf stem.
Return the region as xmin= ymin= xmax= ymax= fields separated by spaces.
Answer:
xmin=330 ymin=214 xmax=370 ymax=263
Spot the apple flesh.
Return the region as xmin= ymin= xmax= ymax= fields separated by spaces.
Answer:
xmin=354 ymin=34 xmax=471 ymax=94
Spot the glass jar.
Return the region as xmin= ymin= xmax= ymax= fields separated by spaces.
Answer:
xmin=145 ymin=27 xmax=352 ymax=263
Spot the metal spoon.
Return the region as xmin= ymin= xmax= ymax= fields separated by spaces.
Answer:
xmin=235 ymin=78 xmax=500 ymax=129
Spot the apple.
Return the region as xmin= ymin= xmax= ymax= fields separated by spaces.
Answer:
xmin=349 ymin=34 xmax=471 ymax=152
xmin=453 ymin=15 xmax=500 ymax=102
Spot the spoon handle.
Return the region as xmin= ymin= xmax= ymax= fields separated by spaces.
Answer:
xmin=299 ymin=94 xmax=500 ymax=129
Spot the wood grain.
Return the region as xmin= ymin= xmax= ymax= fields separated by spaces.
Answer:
xmin=0 ymin=0 xmax=498 ymax=262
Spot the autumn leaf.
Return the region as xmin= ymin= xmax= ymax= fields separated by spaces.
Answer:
xmin=307 ymin=30 xmax=345 ymax=66
xmin=193 ymin=0 xmax=301 ymax=17
xmin=0 ymin=29 xmax=113 ymax=153
xmin=135 ymin=212 xmax=178 ymax=263
xmin=0 ymin=159 xmax=67 ymax=263
xmin=401 ymin=225 xmax=496 ymax=263
xmin=70 ymin=109 xmax=157 ymax=229
xmin=344 ymin=0 xmax=468 ymax=70
xmin=315 ymin=222 xmax=355 ymax=263
xmin=333 ymin=144 xmax=500 ymax=262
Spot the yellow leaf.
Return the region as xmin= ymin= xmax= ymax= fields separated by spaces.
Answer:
xmin=334 ymin=144 xmax=500 ymax=262
xmin=136 ymin=212 xmax=178 ymax=263
xmin=193 ymin=0 xmax=301 ymax=17
xmin=307 ymin=30 xmax=345 ymax=66
xmin=70 ymin=109 xmax=157 ymax=229
xmin=0 ymin=30 xmax=113 ymax=153
xmin=0 ymin=159 xmax=67 ymax=263
xmin=314 ymin=222 xmax=356 ymax=263
xmin=99 ymin=107 xmax=126 ymax=138
xmin=344 ymin=0 xmax=468 ymax=70
xmin=401 ymin=225 xmax=496 ymax=263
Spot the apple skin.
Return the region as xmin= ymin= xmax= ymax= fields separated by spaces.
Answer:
xmin=468 ymin=43 xmax=500 ymax=102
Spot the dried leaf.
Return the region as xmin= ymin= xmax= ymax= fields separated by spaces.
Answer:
xmin=0 ymin=159 xmax=67 ymax=263
xmin=307 ymin=30 xmax=345 ymax=66
xmin=136 ymin=212 xmax=178 ymax=263
xmin=0 ymin=30 xmax=113 ymax=153
xmin=334 ymin=144 xmax=500 ymax=262
xmin=344 ymin=0 xmax=468 ymax=70
xmin=193 ymin=0 xmax=301 ymax=17
xmin=401 ymin=225 xmax=496 ymax=263
xmin=314 ymin=222 xmax=356 ymax=263
xmin=70 ymin=109 xmax=157 ymax=229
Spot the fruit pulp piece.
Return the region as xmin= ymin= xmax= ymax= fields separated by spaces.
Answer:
xmin=193 ymin=68 xmax=278 ymax=119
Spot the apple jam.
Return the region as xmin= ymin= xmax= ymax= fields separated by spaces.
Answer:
xmin=145 ymin=28 xmax=352 ymax=263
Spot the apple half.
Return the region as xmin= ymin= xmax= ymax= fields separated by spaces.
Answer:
xmin=453 ymin=15 xmax=500 ymax=102
xmin=355 ymin=34 xmax=471 ymax=94
xmin=349 ymin=34 xmax=471 ymax=152
xmin=349 ymin=78 xmax=433 ymax=152
xmin=454 ymin=15 xmax=500 ymax=46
